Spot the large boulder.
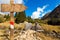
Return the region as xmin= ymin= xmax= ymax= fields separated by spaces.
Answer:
xmin=32 ymin=22 xmax=43 ymax=31
xmin=24 ymin=21 xmax=32 ymax=30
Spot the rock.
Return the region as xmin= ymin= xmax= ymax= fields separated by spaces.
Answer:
xmin=14 ymin=30 xmax=42 ymax=40
xmin=32 ymin=22 xmax=43 ymax=31
xmin=24 ymin=22 xmax=32 ymax=30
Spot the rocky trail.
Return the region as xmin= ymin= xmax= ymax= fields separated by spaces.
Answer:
xmin=0 ymin=22 xmax=60 ymax=40
xmin=14 ymin=30 xmax=43 ymax=40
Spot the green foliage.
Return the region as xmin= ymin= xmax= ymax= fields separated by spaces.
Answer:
xmin=15 ymin=11 xmax=26 ymax=24
xmin=4 ymin=14 xmax=10 ymax=21
xmin=0 ymin=14 xmax=5 ymax=23
xmin=34 ymin=19 xmax=43 ymax=23
xmin=14 ymin=13 xmax=18 ymax=18
xmin=0 ymin=17 xmax=4 ymax=23
xmin=47 ymin=18 xmax=60 ymax=25
xmin=26 ymin=16 xmax=35 ymax=23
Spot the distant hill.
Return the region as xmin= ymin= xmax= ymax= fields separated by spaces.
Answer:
xmin=42 ymin=5 xmax=60 ymax=20
xmin=41 ymin=5 xmax=60 ymax=25
xmin=41 ymin=12 xmax=50 ymax=20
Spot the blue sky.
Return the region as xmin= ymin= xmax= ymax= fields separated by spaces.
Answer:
xmin=0 ymin=0 xmax=60 ymax=19
xmin=24 ymin=0 xmax=60 ymax=19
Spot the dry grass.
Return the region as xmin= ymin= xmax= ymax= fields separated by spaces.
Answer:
xmin=36 ymin=32 xmax=59 ymax=40
xmin=40 ymin=23 xmax=60 ymax=32
xmin=37 ymin=23 xmax=60 ymax=40
xmin=0 ymin=22 xmax=60 ymax=40
xmin=0 ymin=21 xmax=10 ymax=28
xmin=0 ymin=21 xmax=25 ymax=29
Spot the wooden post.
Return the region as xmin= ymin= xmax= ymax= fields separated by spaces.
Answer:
xmin=10 ymin=0 xmax=14 ymax=4
xmin=10 ymin=12 xmax=14 ymax=40
xmin=10 ymin=29 xmax=14 ymax=40
xmin=10 ymin=0 xmax=14 ymax=40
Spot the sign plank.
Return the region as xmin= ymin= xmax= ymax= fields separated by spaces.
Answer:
xmin=1 ymin=4 xmax=26 ymax=12
xmin=1 ymin=4 xmax=11 ymax=12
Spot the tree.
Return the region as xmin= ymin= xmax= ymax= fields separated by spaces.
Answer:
xmin=0 ymin=17 xmax=4 ymax=23
xmin=0 ymin=14 xmax=5 ymax=23
xmin=15 ymin=11 xmax=26 ymax=24
xmin=47 ymin=18 xmax=60 ymax=25
xmin=14 ymin=13 xmax=18 ymax=18
xmin=26 ymin=16 xmax=34 ymax=23
xmin=4 ymin=14 xmax=10 ymax=21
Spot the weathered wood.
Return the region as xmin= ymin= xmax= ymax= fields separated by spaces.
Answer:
xmin=1 ymin=4 xmax=26 ymax=12
xmin=10 ymin=12 xmax=14 ymax=40
xmin=10 ymin=0 xmax=14 ymax=4
xmin=10 ymin=29 xmax=14 ymax=40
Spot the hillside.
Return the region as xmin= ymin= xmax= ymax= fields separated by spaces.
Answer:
xmin=41 ymin=5 xmax=60 ymax=25
xmin=42 ymin=5 xmax=60 ymax=20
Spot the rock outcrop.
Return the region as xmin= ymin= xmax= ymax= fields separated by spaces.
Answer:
xmin=14 ymin=30 xmax=42 ymax=40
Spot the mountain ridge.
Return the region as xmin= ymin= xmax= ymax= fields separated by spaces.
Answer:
xmin=41 ymin=5 xmax=60 ymax=20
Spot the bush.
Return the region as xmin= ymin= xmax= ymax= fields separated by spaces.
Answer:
xmin=26 ymin=16 xmax=35 ymax=23
xmin=47 ymin=18 xmax=60 ymax=25
xmin=0 ymin=17 xmax=4 ymax=23
xmin=15 ymin=11 xmax=26 ymax=24
xmin=4 ymin=14 xmax=10 ymax=21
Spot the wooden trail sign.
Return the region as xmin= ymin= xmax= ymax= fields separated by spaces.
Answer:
xmin=1 ymin=0 xmax=26 ymax=40
xmin=1 ymin=4 xmax=26 ymax=12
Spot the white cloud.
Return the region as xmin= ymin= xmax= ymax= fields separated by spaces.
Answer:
xmin=0 ymin=0 xmax=24 ymax=4
xmin=0 ymin=12 xmax=10 ymax=15
xmin=31 ymin=11 xmax=40 ymax=19
xmin=0 ymin=12 xmax=7 ymax=15
xmin=37 ymin=5 xmax=48 ymax=12
xmin=0 ymin=0 xmax=10 ymax=4
xmin=14 ymin=0 xmax=24 ymax=4
xmin=40 ymin=10 xmax=51 ymax=17
xmin=31 ymin=5 xmax=48 ymax=19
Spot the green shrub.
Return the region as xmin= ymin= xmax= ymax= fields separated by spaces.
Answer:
xmin=47 ymin=18 xmax=60 ymax=25
xmin=0 ymin=17 xmax=4 ymax=23
xmin=15 ymin=11 xmax=26 ymax=24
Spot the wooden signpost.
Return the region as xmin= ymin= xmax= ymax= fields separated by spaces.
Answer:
xmin=1 ymin=0 xmax=26 ymax=40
